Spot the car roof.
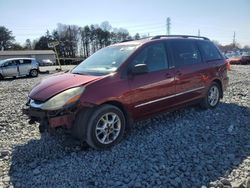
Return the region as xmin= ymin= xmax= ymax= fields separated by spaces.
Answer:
xmin=2 ymin=57 xmax=36 ymax=61
xmin=111 ymin=35 xmax=211 ymax=47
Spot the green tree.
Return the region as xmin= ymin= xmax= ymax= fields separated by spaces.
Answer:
xmin=10 ymin=43 xmax=23 ymax=50
xmin=34 ymin=30 xmax=52 ymax=50
xmin=24 ymin=39 xmax=32 ymax=49
xmin=34 ymin=36 xmax=50 ymax=50
xmin=0 ymin=26 xmax=15 ymax=50
xmin=134 ymin=33 xmax=140 ymax=40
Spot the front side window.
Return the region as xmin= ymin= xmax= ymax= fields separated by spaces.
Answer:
xmin=13 ymin=60 xmax=20 ymax=65
xmin=131 ymin=43 xmax=168 ymax=72
xmin=171 ymin=40 xmax=201 ymax=66
xmin=8 ymin=61 xmax=17 ymax=66
xmin=72 ymin=45 xmax=138 ymax=76
xmin=198 ymin=41 xmax=222 ymax=61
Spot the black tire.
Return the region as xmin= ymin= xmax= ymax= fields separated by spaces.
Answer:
xmin=71 ymin=108 xmax=94 ymax=141
xmin=74 ymin=104 xmax=126 ymax=150
xmin=0 ymin=74 xmax=3 ymax=80
xmin=200 ymin=82 xmax=221 ymax=109
xmin=30 ymin=69 xmax=38 ymax=77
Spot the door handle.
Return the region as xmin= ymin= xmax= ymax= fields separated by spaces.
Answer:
xmin=176 ymin=71 xmax=182 ymax=76
xmin=200 ymin=73 xmax=209 ymax=81
xmin=165 ymin=73 xmax=172 ymax=79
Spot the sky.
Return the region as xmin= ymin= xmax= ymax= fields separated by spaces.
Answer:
xmin=0 ymin=0 xmax=249 ymax=47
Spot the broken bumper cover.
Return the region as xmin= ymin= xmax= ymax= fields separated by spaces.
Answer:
xmin=22 ymin=106 xmax=76 ymax=129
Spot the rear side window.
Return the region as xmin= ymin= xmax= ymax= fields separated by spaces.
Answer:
xmin=198 ymin=41 xmax=222 ymax=61
xmin=13 ymin=60 xmax=20 ymax=65
xmin=23 ymin=59 xmax=32 ymax=64
xmin=170 ymin=40 xmax=201 ymax=66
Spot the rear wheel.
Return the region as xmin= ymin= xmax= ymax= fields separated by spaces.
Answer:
xmin=200 ymin=82 xmax=221 ymax=109
xmin=0 ymin=74 xmax=3 ymax=80
xmin=30 ymin=69 xmax=38 ymax=77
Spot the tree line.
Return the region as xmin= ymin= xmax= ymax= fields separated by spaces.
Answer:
xmin=0 ymin=22 xmax=249 ymax=58
xmin=0 ymin=22 xmax=142 ymax=58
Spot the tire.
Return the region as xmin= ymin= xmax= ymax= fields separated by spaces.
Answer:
xmin=200 ymin=82 xmax=221 ymax=109
xmin=71 ymin=108 xmax=94 ymax=141
xmin=75 ymin=104 xmax=126 ymax=149
xmin=0 ymin=74 xmax=3 ymax=80
xmin=30 ymin=69 xmax=38 ymax=77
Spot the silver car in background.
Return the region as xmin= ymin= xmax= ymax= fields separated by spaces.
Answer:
xmin=0 ymin=58 xmax=39 ymax=79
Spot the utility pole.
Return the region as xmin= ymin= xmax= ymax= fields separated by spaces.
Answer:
xmin=166 ymin=17 xmax=171 ymax=35
xmin=198 ymin=29 xmax=200 ymax=37
xmin=233 ymin=31 xmax=236 ymax=48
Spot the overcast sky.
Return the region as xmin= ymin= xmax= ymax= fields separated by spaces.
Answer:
xmin=0 ymin=0 xmax=249 ymax=46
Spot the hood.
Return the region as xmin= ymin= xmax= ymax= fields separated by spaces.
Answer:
xmin=29 ymin=73 xmax=100 ymax=101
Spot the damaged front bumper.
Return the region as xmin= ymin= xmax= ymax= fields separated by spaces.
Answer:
xmin=22 ymin=105 xmax=77 ymax=129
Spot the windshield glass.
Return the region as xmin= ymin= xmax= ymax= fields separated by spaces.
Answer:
xmin=242 ymin=52 xmax=250 ymax=56
xmin=71 ymin=45 xmax=138 ymax=76
xmin=0 ymin=60 xmax=7 ymax=65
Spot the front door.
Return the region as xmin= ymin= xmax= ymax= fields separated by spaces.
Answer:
xmin=127 ymin=42 xmax=176 ymax=119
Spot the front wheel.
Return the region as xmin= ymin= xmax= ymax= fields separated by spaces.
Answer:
xmin=85 ymin=105 xmax=126 ymax=149
xmin=200 ymin=82 xmax=221 ymax=109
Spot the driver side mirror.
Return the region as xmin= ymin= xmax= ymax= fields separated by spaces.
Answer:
xmin=129 ymin=64 xmax=148 ymax=75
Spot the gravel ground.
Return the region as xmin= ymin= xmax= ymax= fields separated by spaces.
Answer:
xmin=0 ymin=65 xmax=249 ymax=188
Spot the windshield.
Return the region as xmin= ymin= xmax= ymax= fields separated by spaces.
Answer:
xmin=242 ymin=52 xmax=250 ymax=56
xmin=71 ymin=45 xmax=138 ymax=76
xmin=0 ymin=59 xmax=7 ymax=65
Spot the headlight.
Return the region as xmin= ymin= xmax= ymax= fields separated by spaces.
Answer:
xmin=41 ymin=87 xmax=85 ymax=110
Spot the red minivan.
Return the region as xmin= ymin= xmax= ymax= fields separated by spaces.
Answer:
xmin=24 ymin=35 xmax=229 ymax=149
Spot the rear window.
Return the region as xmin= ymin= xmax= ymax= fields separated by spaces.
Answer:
xmin=198 ymin=41 xmax=222 ymax=61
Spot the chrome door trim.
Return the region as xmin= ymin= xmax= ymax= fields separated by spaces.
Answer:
xmin=134 ymin=86 xmax=205 ymax=108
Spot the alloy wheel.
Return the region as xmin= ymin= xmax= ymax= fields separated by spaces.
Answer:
xmin=208 ymin=85 xmax=219 ymax=107
xmin=95 ymin=112 xmax=121 ymax=145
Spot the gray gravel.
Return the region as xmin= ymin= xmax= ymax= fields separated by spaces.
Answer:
xmin=0 ymin=65 xmax=249 ymax=188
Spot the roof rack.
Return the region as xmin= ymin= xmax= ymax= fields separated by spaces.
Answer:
xmin=151 ymin=35 xmax=210 ymax=40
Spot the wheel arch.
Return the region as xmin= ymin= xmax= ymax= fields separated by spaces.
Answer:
xmin=102 ymin=100 xmax=133 ymax=129
xmin=211 ymin=79 xmax=223 ymax=98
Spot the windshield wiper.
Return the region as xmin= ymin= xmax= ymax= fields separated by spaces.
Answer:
xmin=72 ymin=72 xmax=86 ymax=75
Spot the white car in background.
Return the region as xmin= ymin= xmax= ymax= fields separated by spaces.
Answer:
xmin=0 ymin=58 xmax=39 ymax=79
xmin=39 ymin=59 xmax=55 ymax=66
